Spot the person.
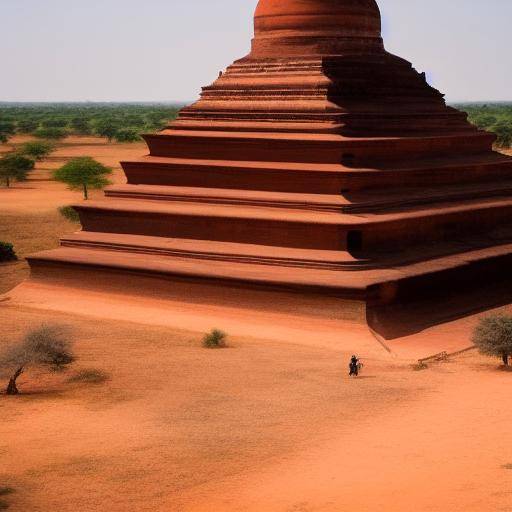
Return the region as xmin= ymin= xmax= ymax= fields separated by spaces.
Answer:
xmin=349 ymin=355 xmax=360 ymax=377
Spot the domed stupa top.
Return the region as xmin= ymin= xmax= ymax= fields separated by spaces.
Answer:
xmin=250 ymin=0 xmax=384 ymax=58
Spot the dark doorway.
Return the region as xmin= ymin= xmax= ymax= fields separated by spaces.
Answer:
xmin=347 ymin=230 xmax=363 ymax=253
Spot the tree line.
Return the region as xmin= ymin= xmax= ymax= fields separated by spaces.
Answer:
xmin=0 ymin=103 xmax=182 ymax=144
xmin=456 ymin=102 xmax=512 ymax=148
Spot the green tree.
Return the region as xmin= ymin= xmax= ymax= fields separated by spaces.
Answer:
xmin=17 ymin=119 xmax=40 ymax=133
xmin=71 ymin=117 xmax=92 ymax=135
xmin=94 ymin=120 xmax=119 ymax=143
xmin=493 ymin=123 xmax=512 ymax=148
xmin=42 ymin=119 xmax=68 ymax=129
xmin=34 ymin=127 xmax=67 ymax=140
xmin=0 ymin=121 xmax=16 ymax=143
xmin=0 ymin=153 xmax=35 ymax=187
xmin=54 ymin=157 xmax=112 ymax=199
xmin=114 ymin=128 xmax=141 ymax=143
xmin=473 ymin=314 xmax=512 ymax=366
xmin=19 ymin=140 xmax=55 ymax=161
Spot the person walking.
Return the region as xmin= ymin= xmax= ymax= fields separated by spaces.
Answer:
xmin=349 ymin=355 xmax=360 ymax=377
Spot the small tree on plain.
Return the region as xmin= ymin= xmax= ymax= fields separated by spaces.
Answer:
xmin=0 ymin=153 xmax=35 ymax=187
xmin=94 ymin=120 xmax=119 ymax=143
xmin=53 ymin=157 xmax=112 ymax=200
xmin=472 ymin=314 xmax=512 ymax=366
xmin=0 ymin=324 xmax=75 ymax=395
xmin=19 ymin=140 xmax=55 ymax=161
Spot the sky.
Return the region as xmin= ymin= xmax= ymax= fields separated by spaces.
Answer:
xmin=1 ymin=0 xmax=511 ymax=103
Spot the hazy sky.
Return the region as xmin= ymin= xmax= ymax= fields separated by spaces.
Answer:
xmin=1 ymin=0 xmax=511 ymax=103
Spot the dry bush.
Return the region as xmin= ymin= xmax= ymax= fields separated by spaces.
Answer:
xmin=202 ymin=329 xmax=228 ymax=349
xmin=68 ymin=368 xmax=109 ymax=384
xmin=0 ymin=324 xmax=75 ymax=395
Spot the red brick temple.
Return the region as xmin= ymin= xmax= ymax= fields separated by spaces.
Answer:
xmin=27 ymin=0 xmax=512 ymax=335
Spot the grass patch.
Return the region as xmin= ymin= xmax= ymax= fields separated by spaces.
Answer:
xmin=68 ymin=368 xmax=110 ymax=384
xmin=58 ymin=205 xmax=80 ymax=223
xmin=202 ymin=329 xmax=228 ymax=349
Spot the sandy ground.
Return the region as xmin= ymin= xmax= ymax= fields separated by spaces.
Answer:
xmin=1 ymin=305 xmax=512 ymax=512
xmin=2 ymin=138 xmax=512 ymax=511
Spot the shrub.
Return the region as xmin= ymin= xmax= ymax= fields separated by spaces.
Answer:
xmin=19 ymin=140 xmax=55 ymax=160
xmin=68 ymin=368 xmax=109 ymax=384
xmin=202 ymin=329 xmax=228 ymax=349
xmin=114 ymin=129 xmax=141 ymax=143
xmin=42 ymin=119 xmax=68 ymax=129
xmin=58 ymin=205 xmax=80 ymax=223
xmin=0 ymin=242 xmax=17 ymax=263
xmin=17 ymin=119 xmax=39 ymax=133
xmin=71 ymin=117 xmax=91 ymax=135
xmin=34 ymin=127 xmax=67 ymax=140
xmin=473 ymin=314 xmax=512 ymax=366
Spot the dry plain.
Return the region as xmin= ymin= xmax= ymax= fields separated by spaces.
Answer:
xmin=1 ymin=137 xmax=512 ymax=511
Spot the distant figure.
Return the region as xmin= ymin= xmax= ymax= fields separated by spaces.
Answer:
xmin=349 ymin=355 xmax=362 ymax=377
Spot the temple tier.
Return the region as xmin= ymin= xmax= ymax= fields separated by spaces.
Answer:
xmin=27 ymin=0 xmax=512 ymax=332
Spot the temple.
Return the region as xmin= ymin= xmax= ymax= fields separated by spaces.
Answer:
xmin=26 ymin=0 xmax=512 ymax=335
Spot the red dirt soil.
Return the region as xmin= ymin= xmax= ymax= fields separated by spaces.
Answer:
xmin=2 ymin=137 xmax=512 ymax=511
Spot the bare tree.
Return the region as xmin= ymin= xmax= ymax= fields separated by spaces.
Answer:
xmin=0 ymin=324 xmax=75 ymax=395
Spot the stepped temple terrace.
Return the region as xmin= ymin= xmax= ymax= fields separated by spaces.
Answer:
xmin=25 ymin=0 xmax=512 ymax=335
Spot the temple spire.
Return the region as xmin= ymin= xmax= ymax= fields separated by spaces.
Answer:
xmin=251 ymin=0 xmax=384 ymax=57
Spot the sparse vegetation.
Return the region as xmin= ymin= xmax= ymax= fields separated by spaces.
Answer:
xmin=0 ymin=324 xmax=75 ymax=395
xmin=0 ymin=242 xmax=17 ymax=263
xmin=0 ymin=121 xmax=16 ymax=144
xmin=202 ymin=329 xmax=228 ymax=349
xmin=34 ymin=127 xmax=67 ymax=140
xmin=458 ymin=103 xmax=512 ymax=149
xmin=0 ymin=103 xmax=181 ymax=139
xmin=412 ymin=361 xmax=429 ymax=371
xmin=54 ymin=157 xmax=112 ymax=200
xmin=68 ymin=368 xmax=109 ymax=384
xmin=58 ymin=205 xmax=80 ymax=223
xmin=114 ymin=128 xmax=141 ymax=143
xmin=472 ymin=314 xmax=512 ymax=366
xmin=0 ymin=153 xmax=35 ymax=187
